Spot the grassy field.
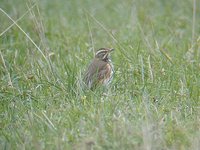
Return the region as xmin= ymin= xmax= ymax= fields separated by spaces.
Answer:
xmin=0 ymin=0 xmax=200 ymax=149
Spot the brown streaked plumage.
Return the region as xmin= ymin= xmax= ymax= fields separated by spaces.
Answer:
xmin=84 ymin=48 xmax=114 ymax=89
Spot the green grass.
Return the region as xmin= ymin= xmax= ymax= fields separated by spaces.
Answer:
xmin=1 ymin=0 xmax=200 ymax=149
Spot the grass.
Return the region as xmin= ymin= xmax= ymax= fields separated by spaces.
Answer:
xmin=0 ymin=0 xmax=200 ymax=149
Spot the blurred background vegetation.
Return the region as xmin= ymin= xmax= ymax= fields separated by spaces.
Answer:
xmin=0 ymin=0 xmax=200 ymax=149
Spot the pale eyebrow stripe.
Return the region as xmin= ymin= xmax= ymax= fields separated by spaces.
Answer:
xmin=95 ymin=50 xmax=107 ymax=55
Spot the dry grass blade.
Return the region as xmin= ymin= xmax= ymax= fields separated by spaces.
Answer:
xmin=0 ymin=51 xmax=13 ymax=87
xmin=0 ymin=7 xmax=48 ymax=63
xmin=0 ymin=3 xmax=37 ymax=37
xmin=85 ymin=13 xmax=95 ymax=56
xmin=192 ymin=0 xmax=196 ymax=46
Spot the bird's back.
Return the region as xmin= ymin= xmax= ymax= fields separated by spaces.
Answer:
xmin=84 ymin=58 xmax=110 ymax=89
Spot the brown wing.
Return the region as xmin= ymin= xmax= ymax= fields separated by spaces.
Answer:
xmin=84 ymin=59 xmax=108 ymax=88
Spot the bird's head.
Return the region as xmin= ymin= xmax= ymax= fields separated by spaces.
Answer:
xmin=95 ymin=48 xmax=114 ymax=61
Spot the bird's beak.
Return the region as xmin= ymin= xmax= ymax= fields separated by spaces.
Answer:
xmin=109 ymin=48 xmax=114 ymax=52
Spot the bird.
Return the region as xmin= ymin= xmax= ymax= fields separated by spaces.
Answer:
xmin=83 ymin=48 xmax=114 ymax=89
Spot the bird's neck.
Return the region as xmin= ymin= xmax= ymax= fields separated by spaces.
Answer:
xmin=96 ymin=58 xmax=110 ymax=62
